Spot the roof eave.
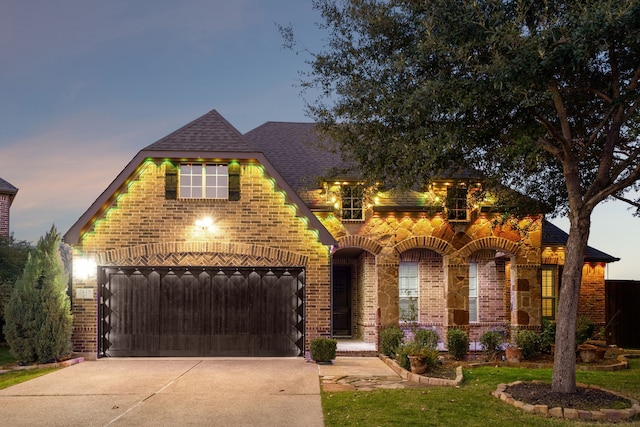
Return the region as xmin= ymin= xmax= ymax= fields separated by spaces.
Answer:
xmin=64 ymin=150 xmax=336 ymax=247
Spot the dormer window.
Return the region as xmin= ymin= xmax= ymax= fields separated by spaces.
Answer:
xmin=341 ymin=184 xmax=364 ymax=221
xmin=446 ymin=186 xmax=469 ymax=222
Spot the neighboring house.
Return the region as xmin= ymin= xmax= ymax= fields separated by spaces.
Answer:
xmin=64 ymin=109 xmax=618 ymax=359
xmin=0 ymin=177 xmax=18 ymax=237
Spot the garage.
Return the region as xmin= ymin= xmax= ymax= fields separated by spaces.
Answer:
xmin=98 ymin=266 xmax=305 ymax=357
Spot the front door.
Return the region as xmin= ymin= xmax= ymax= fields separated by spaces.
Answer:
xmin=332 ymin=266 xmax=351 ymax=336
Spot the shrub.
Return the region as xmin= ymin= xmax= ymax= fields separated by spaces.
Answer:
xmin=479 ymin=330 xmax=503 ymax=361
xmin=576 ymin=315 xmax=595 ymax=345
xmin=539 ymin=320 xmax=556 ymax=353
xmin=515 ymin=329 xmax=540 ymax=360
xmin=380 ymin=326 xmax=405 ymax=357
xmin=310 ymin=337 xmax=337 ymax=363
xmin=414 ymin=328 xmax=439 ymax=350
xmin=447 ymin=328 xmax=469 ymax=360
xmin=3 ymin=227 xmax=72 ymax=364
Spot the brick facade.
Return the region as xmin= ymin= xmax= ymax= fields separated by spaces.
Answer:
xmin=70 ymin=161 xmax=330 ymax=357
xmin=65 ymin=112 xmax=614 ymax=357
xmin=0 ymin=194 xmax=10 ymax=237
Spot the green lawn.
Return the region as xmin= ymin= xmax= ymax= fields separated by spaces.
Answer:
xmin=322 ymin=359 xmax=640 ymax=427
xmin=0 ymin=343 xmax=59 ymax=390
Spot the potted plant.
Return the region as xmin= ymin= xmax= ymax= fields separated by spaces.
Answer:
xmin=504 ymin=344 xmax=523 ymax=363
xmin=310 ymin=337 xmax=337 ymax=364
xmin=399 ymin=341 xmax=435 ymax=374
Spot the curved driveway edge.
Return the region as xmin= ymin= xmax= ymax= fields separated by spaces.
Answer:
xmin=0 ymin=358 xmax=324 ymax=427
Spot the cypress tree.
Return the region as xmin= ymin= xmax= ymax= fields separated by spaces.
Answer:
xmin=3 ymin=226 xmax=72 ymax=364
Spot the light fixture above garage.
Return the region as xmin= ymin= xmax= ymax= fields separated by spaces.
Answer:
xmin=195 ymin=216 xmax=217 ymax=234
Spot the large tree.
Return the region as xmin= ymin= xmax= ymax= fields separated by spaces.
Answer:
xmin=295 ymin=0 xmax=640 ymax=393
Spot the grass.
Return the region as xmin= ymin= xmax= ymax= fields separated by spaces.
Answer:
xmin=0 ymin=368 xmax=58 ymax=390
xmin=0 ymin=343 xmax=58 ymax=390
xmin=322 ymin=358 xmax=640 ymax=427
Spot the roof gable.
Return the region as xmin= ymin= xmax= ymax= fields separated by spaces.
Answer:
xmin=144 ymin=109 xmax=253 ymax=152
xmin=64 ymin=110 xmax=336 ymax=246
xmin=0 ymin=177 xmax=18 ymax=195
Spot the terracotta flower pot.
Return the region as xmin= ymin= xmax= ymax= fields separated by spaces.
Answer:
xmin=408 ymin=355 xmax=427 ymax=374
xmin=505 ymin=347 xmax=523 ymax=363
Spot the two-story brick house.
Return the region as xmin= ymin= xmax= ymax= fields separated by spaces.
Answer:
xmin=0 ymin=177 xmax=18 ymax=237
xmin=64 ymin=109 xmax=618 ymax=359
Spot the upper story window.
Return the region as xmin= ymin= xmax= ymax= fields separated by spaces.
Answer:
xmin=446 ymin=187 xmax=469 ymax=222
xmin=341 ymin=185 xmax=364 ymax=221
xmin=179 ymin=164 xmax=228 ymax=199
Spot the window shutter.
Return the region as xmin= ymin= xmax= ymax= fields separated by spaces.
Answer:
xmin=228 ymin=162 xmax=240 ymax=201
xmin=165 ymin=166 xmax=177 ymax=200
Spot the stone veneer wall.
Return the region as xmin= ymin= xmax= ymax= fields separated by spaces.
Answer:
xmin=70 ymin=161 xmax=331 ymax=357
xmin=321 ymin=211 xmax=543 ymax=346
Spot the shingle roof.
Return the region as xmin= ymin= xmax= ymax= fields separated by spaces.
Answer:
xmin=542 ymin=219 xmax=619 ymax=263
xmin=0 ymin=177 xmax=18 ymax=195
xmin=144 ymin=109 xmax=253 ymax=152
xmin=244 ymin=122 xmax=351 ymax=189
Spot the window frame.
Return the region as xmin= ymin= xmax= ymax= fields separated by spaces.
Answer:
xmin=541 ymin=265 xmax=558 ymax=321
xmin=341 ymin=184 xmax=365 ymax=221
xmin=469 ymin=262 xmax=478 ymax=323
xmin=446 ymin=186 xmax=470 ymax=222
xmin=179 ymin=163 xmax=229 ymax=199
xmin=399 ymin=261 xmax=419 ymax=322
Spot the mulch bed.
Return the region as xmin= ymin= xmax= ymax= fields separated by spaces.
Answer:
xmin=506 ymin=382 xmax=632 ymax=411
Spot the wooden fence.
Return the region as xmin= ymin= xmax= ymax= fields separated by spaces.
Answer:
xmin=606 ymin=280 xmax=640 ymax=349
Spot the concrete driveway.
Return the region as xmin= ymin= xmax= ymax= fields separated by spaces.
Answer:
xmin=0 ymin=358 xmax=324 ymax=427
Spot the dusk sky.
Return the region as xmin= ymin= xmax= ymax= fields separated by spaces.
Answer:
xmin=1 ymin=1 xmax=638 ymax=280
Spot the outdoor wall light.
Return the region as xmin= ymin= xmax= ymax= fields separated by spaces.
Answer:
xmin=74 ymin=257 xmax=97 ymax=280
xmin=195 ymin=216 xmax=217 ymax=234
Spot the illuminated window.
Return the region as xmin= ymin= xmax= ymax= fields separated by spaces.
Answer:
xmin=542 ymin=265 xmax=557 ymax=320
xmin=341 ymin=185 xmax=364 ymax=221
xmin=469 ymin=262 xmax=478 ymax=322
xmin=399 ymin=262 xmax=419 ymax=321
xmin=180 ymin=164 xmax=228 ymax=199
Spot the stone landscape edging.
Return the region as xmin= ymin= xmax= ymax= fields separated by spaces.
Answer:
xmin=379 ymin=354 xmax=464 ymax=386
xmin=493 ymin=380 xmax=640 ymax=422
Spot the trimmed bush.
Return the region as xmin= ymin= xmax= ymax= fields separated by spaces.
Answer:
xmin=414 ymin=328 xmax=439 ymax=350
xmin=539 ymin=320 xmax=556 ymax=353
xmin=576 ymin=315 xmax=595 ymax=345
xmin=447 ymin=328 xmax=469 ymax=360
xmin=515 ymin=329 xmax=540 ymax=360
xmin=380 ymin=326 xmax=405 ymax=357
xmin=479 ymin=330 xmax=503 ymax=361
xmin=310 ymin=337 xmax=337 ymax=363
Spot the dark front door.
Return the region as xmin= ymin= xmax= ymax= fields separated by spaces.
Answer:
xmin=98 ymin=266 xmax=305 ymax=357
xmin=332 ymin=266 xmax=352 ymax=336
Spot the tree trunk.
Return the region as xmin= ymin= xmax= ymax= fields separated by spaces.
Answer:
xmin=551 ymin=214 xmax=591 ymax=393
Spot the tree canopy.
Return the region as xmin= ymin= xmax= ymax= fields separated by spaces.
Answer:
xmin=295 ymin=0 xmax=640 ymax=393
xmin=301 ymin=0 xmax=640 ymax=216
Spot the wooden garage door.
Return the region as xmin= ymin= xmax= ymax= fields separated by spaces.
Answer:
xmin=98 ymin=267 xmax=305 ymax=357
